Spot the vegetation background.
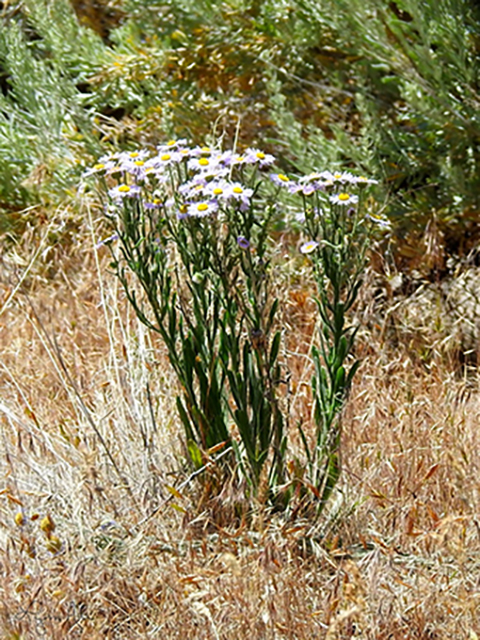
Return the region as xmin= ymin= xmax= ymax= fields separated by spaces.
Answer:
xmin=0 ymin=0 xmax=479 ymax=637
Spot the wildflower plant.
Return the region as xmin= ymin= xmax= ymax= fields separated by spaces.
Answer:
xmin=84 ymin=140 xmax=386 ymax=514
xmin=84 ymin=141 xmax=286 ymax=500
xmin=277 ymin=169 xmax=388 ymax=513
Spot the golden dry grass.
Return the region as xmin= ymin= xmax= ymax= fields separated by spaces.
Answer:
xmin=0 ymin=218 xmax=479 ymax=639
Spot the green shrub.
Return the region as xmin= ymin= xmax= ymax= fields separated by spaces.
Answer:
xmin=2 ymin=0 xmax=478 ymax=255
xmin=0 ymin=0 xmax=108 ymax=225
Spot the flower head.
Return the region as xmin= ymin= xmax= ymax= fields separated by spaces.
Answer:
xmin=354 ymin=175 xmax=379 ymax=186
xmin=148 ymin=151 xmax=184 ymax=171
xmin=157 ymin=139 xmax=188 ymax=154
xmin=179 ymin=179 xmax=207 ymax=198
xmin=225 ymin=182 xmax=254 ymax=209
xmin=108 ymin=184 xmax=141 ymax=203
xmin=365 ymin=212 xmax=391 ymax=228
xmin=270 ymin=173 xmax=291 ymax=187
xmin=300 ymin=240 xmax=320 ymax=254
xmin=301 ymin=183 xmax=318 ymax=196
xmin=117 ymin=149 xmax=150 ymax=165
xmin=332 ymin=170 xmax=355 ymax=183
xmin=188 ymin=154 xmax=223 ymax=172
xmin=329 ymin=192 xmax=359 ymax=206
xmin=187 ymin=200 xmax=218 ymax=217
xmin=83 ymin=155 xmax=119 ymax=177
xmin=144 ymin=198 xmax=163 ymax=210
xmin=237 ymin=236 xmax=250 ymax=250
xmin=244 ymin=148 xmax=276 ymax=167
xmin=204 ymin=179 xmax=231 ymax=201
xmin=299 ymin=172 xmax=324 ymax=184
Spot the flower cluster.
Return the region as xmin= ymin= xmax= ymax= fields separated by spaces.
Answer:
xmin=84 ymin=140 xmax=275 ymax=216
xmin=268 ymin=167 xmax=389 ymax=253
xmin=84 ymin=141 xmax=388 ymax=252
xmin=270 ymin=169 xmax=378 ymax=197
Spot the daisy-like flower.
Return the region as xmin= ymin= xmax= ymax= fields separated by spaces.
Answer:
xmin=331 ymin=170 xmax=356 ymax=184
xmin=204 ymin=179 xmax=231 ymax=201
xmin=189 ymin=145 xmax=220 ymax=158
xmin=187 ymin=200 xmax=219 ymax=217
xmin=188 ymin=153 xmax=225 ymax=173
xmin=83 ymin=152 xmax=120 ymax=177
xmin=237 ymin=236 xmax=250 ymax=250
xmin=217 ymin=150 xmax=236 ymax=166
xmin=287 ymin=182 xmax=303 ymax=194
xmin=300 ymin=240 xmax=320 ymax=254
xmin=297 ymin=173 xmax=329 ymax=194
xmin=108 ymin=184 xmax=141 ymax=203
xmin=201 ymin=165 xmax=229 ymax=182
xmin=288 ymin=181 xmax=319 ymax=196
xmin=103 ymin=162 xmax=126 ymax=177
xmin=354 ymin=175 xmax=379 ymax=186
xmin=365 ymin=212 xmax=391 ymax=228
xmin=224 ymin=183 xmax=254 ymax=210
xmin=83 ymin=161 xmax=113 ymax=178
xmin=120 ymin=158 xmax=150 ymax=179
xmin=299 ymin=172 xmax=323 ymax=184
xmin=98 ymin=151 xmax=119 ymax=163
xmin=320 ymin=179 xmax=335 ymax=189
xmin=117 ymin=149 xmax=150 ymax=165
xmin=301 ymin=183 xmax=319 ymax=196
xmin=179 ymin=178 xmax=207 ymax=198
xmin=270 ymin=173 xmax=291 ymax=187
xmin=175 ymin=203 xmax=189 ymax=220
xmin=231 ymin=153 xmax=248 ymax=166
xmin=244 ymin=148 xmax=276 ymax=167
xmin=144 ymin=198 xmax=163 ymax=209
xmin=329 ymin=192 xmax=359 ymax=206
xmin=148 ymin=151 xmax=184 ymax=171
xmin=157 ymin=139 xmax=188 ymax=154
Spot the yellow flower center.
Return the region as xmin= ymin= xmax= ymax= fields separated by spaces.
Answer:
xmin=200 ymin=146 xmax=211 ymax=154
xmin=213 ymin=187 xmax=223 ymax=195
xmin=278 ymin=174 xmax=289 ymax=182
xmin=180 ymin=204 xmax=188 ymax=213
xmin=161 ymin=154 xmax=171 ymax=161
xmin=199 ymin=158 xmax=209 ymax=166
xmin=118 ymin=185 xmax=131 ymax=192
xmin=334 ymin=173 xmax=342 ymax=179
xmin=197 ymin=203 xmax=209 ymax=212
xmin=134 ymin=160 xmax=144 ymax=166
xmin=167 ymin=140 xmax=176 ymax=146
xmin=233 ymin=186 xmax=243 ymax=194
xmin=93 ymin=163 xmax=105 ymax=170
xmin=256 ymin=152 xmax=265 ymax=159
xmin=338 ymin=193 xmax=350 ymax=201
xmin=129 ymin=152 xmax=139 ymax=158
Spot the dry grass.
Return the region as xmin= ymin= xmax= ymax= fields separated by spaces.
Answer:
xmin=0 ymin=219 xmax=479 ymax=639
